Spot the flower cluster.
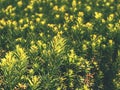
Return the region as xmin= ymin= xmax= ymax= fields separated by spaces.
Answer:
xmin=0 ymin=0 xmax=120 ymax=90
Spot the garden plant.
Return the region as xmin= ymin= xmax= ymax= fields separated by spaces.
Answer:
xmin=0 ymin=0 xmax=120 ymax=90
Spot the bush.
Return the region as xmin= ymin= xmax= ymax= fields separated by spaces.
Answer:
xmin=0 ymin=0 xmax=120 ymax=90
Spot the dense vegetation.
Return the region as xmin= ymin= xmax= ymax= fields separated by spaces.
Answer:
xmin=0 ymin=0 xmax=120 ymax=90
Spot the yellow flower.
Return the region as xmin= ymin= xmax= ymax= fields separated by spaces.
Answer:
xmin=70 ymin=15 xmax=74 ymax=21
xmin=30 ymin=45 xmax=38 ymax=53
xmin=15 ymin=38 xmax=22 ymax=42
xmin=85 ymin=22 xmax=93 ymax=30
xmin=36 ymin=13 xmax=43 ymax=17
xmin=32 ymin=76 xmax=40 ymax=84
xmin=37 ymin=40 xmax=42 ymax=46
xmin=12 ymin=21 xmax=17 ymax=26
xmin=27 ymin=5 xmax=33 ymax=10
xmin=93 ymin=61 xmax=98 ymax=66
xmin=50 ymin=2 xmax=53 ymax=7
xmin=110 ymin=0 xmax=114 ymax=3
xmin=39 ymin=32 xmax=44 ymax=37
xmin=47 ymin=23 xmax=55 ymax=28
xmin=83 ymin=85 xmax=89 ymax=90
xmin=92 ymin=42 xmax=96 ymax=47
xmin=7 ymin=20 xmax=12 ymax=26
xmin=82 ymin=44 xmax=87 ymax=51
xmin=86 ymin=6 xmax=91 ymax=12
xmin=108 ymin=23 xmax=114 ymax=30
xmin=109 ymin=40 xmax=113 ymax=45
xmin=70 ymin=82 xmax=74 ymax=87
xmin=33 ymin=63 xmax=39 ymax=69
xmin=58 ymin=31 xmax=63 ymax=35
xmin=102 ymin=19 xmax=106 ymax=23
xmin=106 ymin=2 xmax=110 ymax=6
xmin=11 ymin=13 xmax=16 ymax=17
xmin=53 ymin=5 xmax=59 ymax=11
xmin=72 ymin=0 xmax=77 ymax=8
xmin=71 ymin=25 xmax=77 ymax=30
xmin=23 ymin=24 xmax=28 ymax=29
xmin=57 ymin=87 xmax=61 ymax=90
xmin=55 ymin=14 xmax=60 ymax=19
xmin=94 ymin=12 xmax=102 ymax=19
xmin=78 ymin=12 xmax=84 ymax=17
xmin=0 ymin=19 xmax=6 ymax=26
xmin=36 ymin=18 xmax=40 ymax=22
xmin=42 ymin=44 xmax=47 ymax=49
xmin=18 ymin=83 xmax=27 ymax=89
xmin=30 ymin=25 xmax=35 ymax=30
xmin=102 ymin=44 xmax=106 ymax=48
xmin=19 ymin=19 xmax=24 ymax=24
xmin=93 ymin=34 xmax=97 ymax=40
xmin=68 ymin=69 xmax=74 ymax=75
xmin=77 ymin=17 xmax=83 ymax=23
xmin=78 ymin=1 xmax=81 ymax=5
xmin=59 ymin=5 xmax=66 ymax=12
xmin=17 ymin=1 xmax=23 ymax=7
xmin=103 ymin=0 xmax=107 ymax=2
xmin=39 ymin=7 xmax=43 ymax=11
xmin=41 ymin=20 xmax=46 ymax=25
xmin=107 ymin=14 xmax=114 ymax=22
xmin=31 ymin=41 xmax=35 ymax=45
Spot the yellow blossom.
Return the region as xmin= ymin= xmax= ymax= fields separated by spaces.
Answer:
xmin=12 ymin=21 xmax=17 ymax=26
xmin=106 ymin=2 xmax=110 ymax=6
xmin=37 ymin=40 xmax=43 ymax=46
xmin=109 ymin=40 xmax=113 ymax=45
xmin=36 ymin=13 xmax=43 ymax=17
xmin=86 ymin=6 xmax=91 ymax=12
xmin=92 ymin=42 xmax=96 ymax=47
xmin=77 ymin=17 xmax=83 ymax=23
xmin=30 ymin=25 xmax=35 ymax=30
xmin=94 ymin=12 xmax=102 ymax=19
xmin=39 ymin=7 xmax=43 ymax=11
xmin=70 ymin=15 xmax=74 ymax=21
xmin=0 ymin=19 xmax=6 ymax=26
xmin=107 ymin=23 xmax=114 ymax=30
xmin=19 ymin=19 xmax=24 ymax=24
xmin=59 ymin=5 xmax=66 ymax=12
xmin=17 ymin=1 xmax=23 ymax=7
xmin=41 ymin=20 xmax=46 ymax=25
xmin=102 ymin=19 xmax=106 ymax=23
xmin=68 ymin=69 xmax=74 ymax=75
xmin=23 ymin=24 xmax=28 ymax=29
xmin=18 ymin=83 xmax=27 ymax=89
xmin=93 ymin=34 xmax=97 ymax=40
xmin=102 ymin=44 xmax=106 ymax=48
xmin=30 ymin=45 xmax=38 ymax=53
xmin=50 ymin=2 xmax=53 ymax=7
xmin=7 ymin=20 xmax=12 ymax=26
xmin=83 ymin=85 xmax=89 ymax=90
xmin=107 ymin=14 xmax=114 ymax=22
xmin=36 ymin=18 xmax=40 ymax=22
xmin=53 ymin=5 xmax=59 ymax=11
xmin=57 ymin=87 xmax=61 ymax=90
xmin=39 ymin=33 xmax=44 ymax=37
xmin=42 ymin=43 xmax=47 ymax=49
xmin=82 ymin=44 xmax=87 ymax=51
xmin=55 ymin=14 xmax=60 ymax=19
xmin=72 ymin=0 xmax=77 ymax=8
xmin=85 ymin=22 xmax=93 ymax=30
xmin=78 ymin=12 xmax=84 ymax=17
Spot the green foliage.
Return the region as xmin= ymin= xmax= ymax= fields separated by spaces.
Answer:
xmin=0 ymin=45 xmax=28 ymax=89
xmin=0 ymin=0 xmax=120 ymax=90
